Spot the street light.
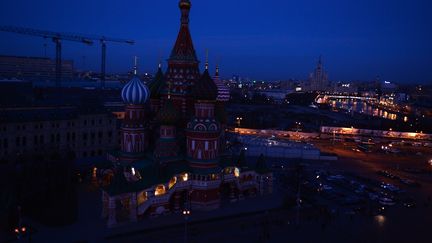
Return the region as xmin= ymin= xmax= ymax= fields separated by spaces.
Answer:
xmin=236 ymin=117 xmax=243 ymax=127
xmin=183 ymin=210 xmax=191 ymax=243
xmin=14 ymin=226 xmax=27 ymax=240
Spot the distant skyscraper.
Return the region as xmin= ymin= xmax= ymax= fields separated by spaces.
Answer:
xmin=309 ymin=56 xmax=329 ymax=91
xmin=213 ymin=65 xmax=230 ymax=102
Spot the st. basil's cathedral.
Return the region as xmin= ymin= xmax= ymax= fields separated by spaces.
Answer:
xmin=101 ymin=0 xmax=272 ymax=227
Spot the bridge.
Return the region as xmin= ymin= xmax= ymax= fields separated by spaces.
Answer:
xmin=315 ymin=94 xmax=378 ymax=103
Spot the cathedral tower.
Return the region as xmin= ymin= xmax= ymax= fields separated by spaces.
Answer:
xmin=120 ymin=58 xmax=151 ymax=162
xmin=186 ymin=58 xmax=220 ymax=169
xmin=164 ymin=0 xmax=201 ymax=118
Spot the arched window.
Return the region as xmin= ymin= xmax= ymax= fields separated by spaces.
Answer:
xmin=137 ymin=191 xmax=148 ymax=205
xmin=194 ymin=124 xmax=206 ymax=131
xmin=234 ymin=167 xmax=240 ymax=178
xmin=209 ymin=124 xmax=218 ymax=131
xmin=169 ymin=177 xmax=177 ymax=189
xmin=155 ymin=185 xmax=166 ymax=196
xmin=181 ymin=173 xmax=188 ymax=182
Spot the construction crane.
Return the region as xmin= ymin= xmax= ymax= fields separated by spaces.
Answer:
xmin=0 ymin=26 xmax=94 ymax=87
xmin=88 ymin=36 xmax=135 ymax=89
xmin=0 ymin=26 xmax=135 ymax=88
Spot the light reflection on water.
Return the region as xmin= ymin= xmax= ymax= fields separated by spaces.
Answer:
xmin=330 ymin=100 xmax=402 ymax=121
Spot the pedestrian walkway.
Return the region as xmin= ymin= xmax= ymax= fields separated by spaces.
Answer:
xmin=27 ymin=185 xmax=282 ymax=242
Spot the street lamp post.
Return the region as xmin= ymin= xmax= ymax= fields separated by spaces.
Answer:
xmin=14 ymin=226 xmax=28 ymax=241
xmin=236 ymin=117 xmax=243 ymax=127
xmin=183 ymin=210 xmax=191 ymax=243
xmin=182 ymin=190 xmax=193 ymax=243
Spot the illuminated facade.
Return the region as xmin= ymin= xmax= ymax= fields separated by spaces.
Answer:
xmin=213 ymin=65 xmax=230 ymax=102
xmin=309 ymin=56 xmax=329 ymax=92
xmin=0 ymin=103 xmax=118 ymax=162
xmin=101 ymin=0 xmax=272 ymax=228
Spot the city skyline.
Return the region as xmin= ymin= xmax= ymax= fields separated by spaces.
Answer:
xmin=1 ymin=1 xmax=432 ymax=242
xmin=0 ymin=0 xmax=431 ymax=83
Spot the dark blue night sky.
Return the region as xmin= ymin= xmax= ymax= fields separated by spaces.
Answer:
xmin=0 ymin=0 xmax=431 ymax=83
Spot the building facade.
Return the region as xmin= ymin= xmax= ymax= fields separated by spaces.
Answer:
xmin=0 ymin=106 xmax=118 ymax=162
xmin=213 ymin=65 xmax=230 ymax=102
xmin=100 ymin=0 xmax=272 ymax=228
xmin=0 ymin=55 xmax=75 ymax=81
xmin=309 ymin=56 xmax=329 ymax=92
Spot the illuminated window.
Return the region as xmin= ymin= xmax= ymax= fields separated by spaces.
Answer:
xmin=169 ymin=177 xmax=177 ymax=189
xmin=137 ymin=192 xmax=148 ymax=205
xmin=234 ymin=167 xmax=240 ymax=177
xmin=181 ymin=173 xmax=188 ymax=182
xmin=155 ymin=185 xmax=166 ymax=196
xmin=92 ymin=167 xmax=97 ymax=178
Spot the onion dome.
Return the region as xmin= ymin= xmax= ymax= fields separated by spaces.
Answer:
xmin=192 ymin=68 xmax=218 ymax=101
xmin=121 ymin=75 xmax=150 ymax=105
xmin=156 ymin=99 xmax=180 ymax=125
xmin=148 ymin=64 xmax=165 ymax=99
xmin=121 ymin=57 xmax=151 ymax=105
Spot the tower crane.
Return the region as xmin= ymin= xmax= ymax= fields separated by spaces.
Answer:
xmin=86 ymin=36 xmax=135 ymax=88
xmin=0 ymin=26 xmax=135 ymax=88
xmin=0 ymin=26 xmax=93 ymax=87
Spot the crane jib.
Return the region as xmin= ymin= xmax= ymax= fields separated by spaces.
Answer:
xmin=0 ymin=25 xmax=135 ymax=88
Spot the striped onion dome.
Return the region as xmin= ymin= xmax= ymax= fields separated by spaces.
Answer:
xmin=121 ymin=75 xmax=150 ymax=105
